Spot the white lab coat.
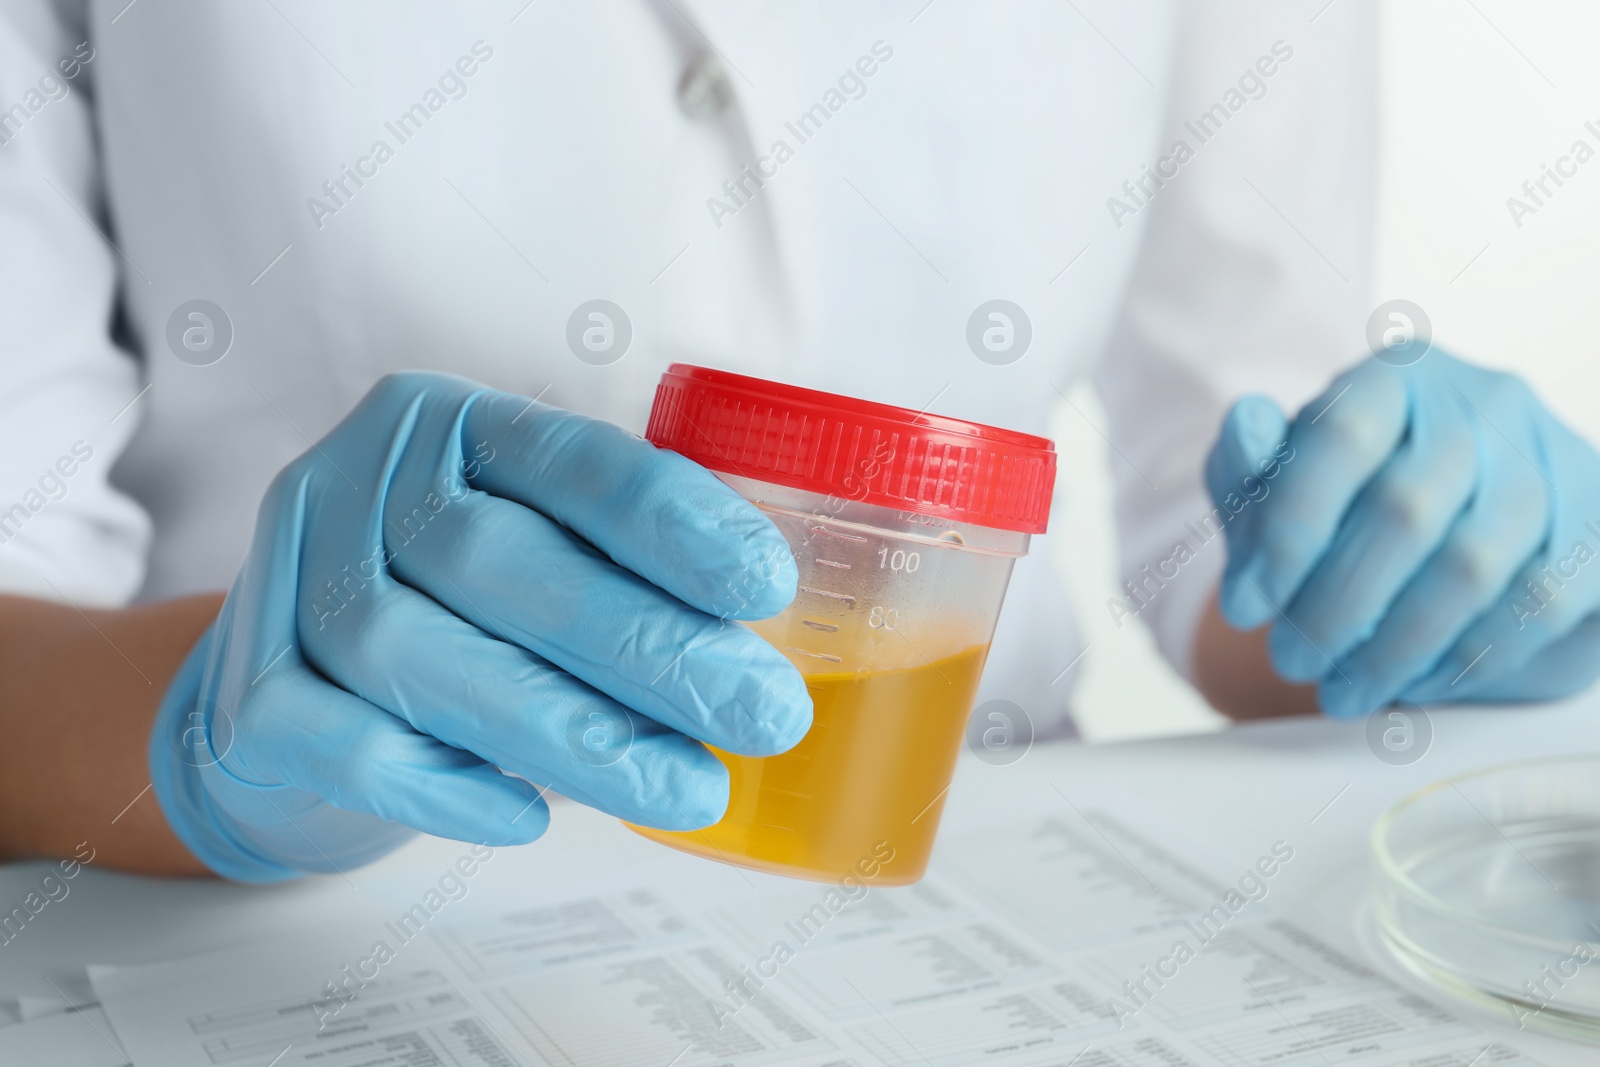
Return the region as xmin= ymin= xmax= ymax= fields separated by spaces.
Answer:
xmin=0 ymin=0 xmax=1375 ymax=735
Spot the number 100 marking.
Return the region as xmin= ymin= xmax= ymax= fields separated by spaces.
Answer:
xmin=878 ymin=548 xmax=920 ymax=573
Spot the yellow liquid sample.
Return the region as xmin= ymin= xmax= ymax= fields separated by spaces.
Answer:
xmin=631 ymin=643 xmax=989 ymax=885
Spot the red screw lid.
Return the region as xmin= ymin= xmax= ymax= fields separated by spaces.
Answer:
xmin=646 ymin=364 xmax=1056 ymax=534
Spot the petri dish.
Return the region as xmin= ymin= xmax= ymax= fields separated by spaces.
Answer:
xmin=1372 ymin=755 xmax=1600 ymax=1040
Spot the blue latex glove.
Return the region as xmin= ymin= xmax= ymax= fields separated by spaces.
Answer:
xmin=1206 ymin=350 xmax=1600 ymax=719
xmin=150 ymin=372 xmax=811 ymax=881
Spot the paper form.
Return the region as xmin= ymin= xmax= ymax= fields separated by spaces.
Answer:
xmin=0 ymin=1004 xmax=130 ymax=1066
xmin=16 ymin=970 xmax=98 ymax=1020
xmin=94 ymin=948 xmax=533 ymax=1067
xmin=435 ymin=890 xmax=702 ymax=981
xmin=93 ymin=810 xmax=1549 ymax=1067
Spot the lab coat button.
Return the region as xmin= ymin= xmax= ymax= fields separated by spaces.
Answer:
xmin=676 ymin=52 xmax=732 ymax=120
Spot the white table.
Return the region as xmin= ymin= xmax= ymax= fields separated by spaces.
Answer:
xmin=4 ymin=695 xmax=1599 ymax=1064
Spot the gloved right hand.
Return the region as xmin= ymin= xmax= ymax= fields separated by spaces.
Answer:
xmin=149 ymin=372 xmax=812 ymax=881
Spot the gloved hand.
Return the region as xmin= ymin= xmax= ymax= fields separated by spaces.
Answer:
xmin=1206 ymin=350 xmax=1600 ymax=719
xmin=150 ymin=372 xmax=811 ymax=881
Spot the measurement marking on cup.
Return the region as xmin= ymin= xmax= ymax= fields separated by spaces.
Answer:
xmin=799 ymin=585 xmax=856 ymax=607
xmin=814 ymin=558 xmax=851 ymax=570
xmin=810 ymin=525 xmax=869 ymax=543
xmin=802 ymin=619 xmax=839 ymax=632
xmin=786 ymin=647 xmax=844 ymax=664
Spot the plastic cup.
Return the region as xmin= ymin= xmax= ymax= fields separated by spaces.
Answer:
xmin=628 ymin=365 xmax=1056 ymax=885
